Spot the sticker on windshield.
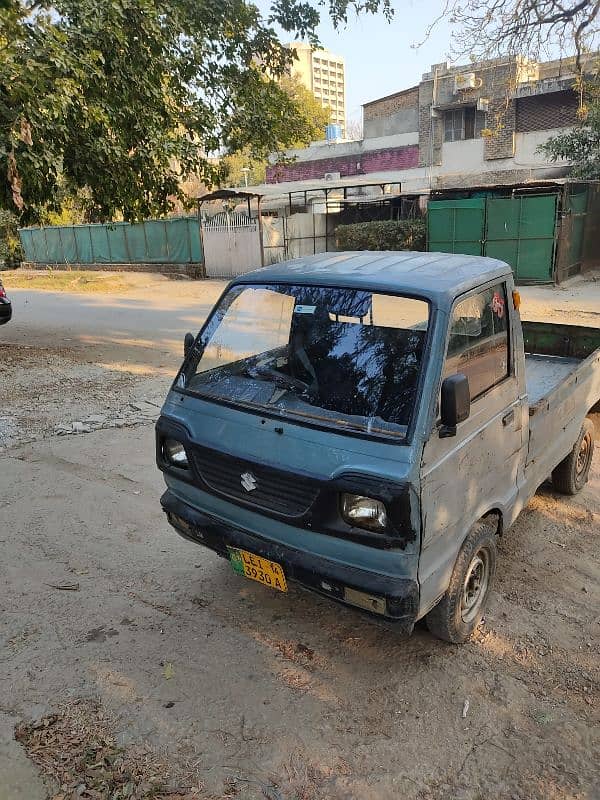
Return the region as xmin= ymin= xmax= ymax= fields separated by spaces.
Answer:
xmin=491 ymin=292 xmax=505 ymax=318
xmin=294 ymin=305 xmax=316 ymax=315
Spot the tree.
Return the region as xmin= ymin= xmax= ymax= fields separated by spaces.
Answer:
xmin=0 ymin=0 xmax=391 ymax=223
xmin=540 ymin=81 xmax=600 ymax=178
xmin=423 ymin=0 xmax=598 ymax=64
xmin=221 ymin=74 xmax=330 ymax=187
xmin=276 ymin=75 xmax=332 ymax=145
xmin=221 ymin=148 xmax=268 ymax=187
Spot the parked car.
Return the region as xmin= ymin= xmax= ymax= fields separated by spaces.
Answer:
xmin=156 ymin=252 xmax=600 ymax=642
xmin=0 ymin=277 xmax=11 ymax=325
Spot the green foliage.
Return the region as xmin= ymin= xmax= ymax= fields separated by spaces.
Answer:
xmin=0 ymin=208 xmax=22 ymax=267
xmin=221 ymin=74 xmax=330 ymax=187
xmin=277 ymin=75 xmax=331 ymax=146
xmin=336 ymin=219 xmax=426 ymax=252
xmin=221 ymin=148 xmax=268 ymax=188
xmin=0 ymin=1 xmax=391 ymax=223
xmin=539 ymin=84 xmax=600 ymax=180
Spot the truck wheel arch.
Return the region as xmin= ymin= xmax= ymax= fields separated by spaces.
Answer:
xmin=418 ymin=511 xmax=503 ymax=620
xmin=482 ymin=509 xmax=503 ymax=537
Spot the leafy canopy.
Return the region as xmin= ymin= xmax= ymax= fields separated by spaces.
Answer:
xmin=221 ymin=74 xmax=331 ymax=187
xmin=0 ymin=0 xmax=391 ymax=223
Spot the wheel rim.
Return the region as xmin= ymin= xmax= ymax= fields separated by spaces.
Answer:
xmin=576 ymin=433 xmax=592 ymax=477
xmin=461 ymin=550 xmax=490 ymax=624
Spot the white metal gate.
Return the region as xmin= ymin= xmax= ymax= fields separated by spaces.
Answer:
xmin=201 ymin=211 xmax=263 ymax=278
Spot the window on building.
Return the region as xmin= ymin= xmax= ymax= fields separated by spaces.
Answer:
xmin=444 ymin=284 xmax=510 ymax=400
xmin=443 ymin=107 xmax=485 ymax=142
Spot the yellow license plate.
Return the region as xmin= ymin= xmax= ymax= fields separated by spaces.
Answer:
xmin=228 ymin=547 xmax=287 ymax=592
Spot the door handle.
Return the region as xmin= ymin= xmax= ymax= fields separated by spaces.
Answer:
xmin=502 ymin=409 xmax=515 ymax=427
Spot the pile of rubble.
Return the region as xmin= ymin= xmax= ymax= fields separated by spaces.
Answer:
xmin=53 ymin=400 xmax=161 ymax=436
xmin=1 ymin=343 xmax=169 ymax=451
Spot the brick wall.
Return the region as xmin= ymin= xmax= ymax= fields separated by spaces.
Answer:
xmin=22 ymin=262 xmax=199 ymax=277
xmin=363 ymin=87 xmax=419 ymax=121
xmin=265 ymin=144 xmax=419 ymax=183
xmin=418 ymin=81 xmax=443 ymax=167
xmin=484 ymin=97 xmax=517 ymax=159
xmin=516 ymin=91 xmax=579 ymax=132
xmin=418 ymin=60 xmax=521 ymax=164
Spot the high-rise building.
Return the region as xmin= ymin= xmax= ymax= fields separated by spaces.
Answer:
xmin=285 ymin=42 xmax=346 ymax=136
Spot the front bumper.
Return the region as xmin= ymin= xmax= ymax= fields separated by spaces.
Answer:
xmin=0 ymin=300 xmax=12 ymax=325
xmin=161 ymin=489 xmax=419 ymax=631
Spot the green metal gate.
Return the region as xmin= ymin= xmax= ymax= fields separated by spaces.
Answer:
xmin=554 ymin=185 xmax=589 ymax=281
xmin=427 ymin=198 xmax=485 ymax=256
xmin=485 ymin=195 xmax=556 ymax=282
xmin=427 ymin=194 xmax=558 ymax=283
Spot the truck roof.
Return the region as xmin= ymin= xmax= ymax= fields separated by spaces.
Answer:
xmin=235 ymin=251 xmax=511 ymax=305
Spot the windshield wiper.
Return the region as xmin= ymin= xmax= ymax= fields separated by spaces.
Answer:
xmin=244 ymin=365 xmax=311 ymax=395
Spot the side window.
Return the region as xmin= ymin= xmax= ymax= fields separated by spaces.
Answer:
xmin=444 ymin=283 xmax=510 ymax=400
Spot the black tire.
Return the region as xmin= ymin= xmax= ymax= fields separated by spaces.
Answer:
xmin=426 ymin=519 xmax=497 ymax=644
xmin=551 ymin=418 xmax=595 ymax=496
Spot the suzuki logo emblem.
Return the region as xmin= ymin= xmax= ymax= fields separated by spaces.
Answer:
xmin=240 ymin=471 xmax=258 ymax=492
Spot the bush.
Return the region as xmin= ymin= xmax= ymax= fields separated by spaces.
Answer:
xmin=0 ymin=210 xmax=23 ymax=269
xmin=336 ymin=219 xmax=426 ymax=252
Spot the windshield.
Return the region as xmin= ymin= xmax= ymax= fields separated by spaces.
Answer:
xmin=177 ymin=284 xmax=430 ymax=439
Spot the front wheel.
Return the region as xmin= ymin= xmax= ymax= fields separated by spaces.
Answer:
xmin=426 ymin=520 xmax=497 ymax=644
xmin=552 ymin=418 xmax=595 ymax=496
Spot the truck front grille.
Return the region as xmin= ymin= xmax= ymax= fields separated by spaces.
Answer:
xmin=190 ymin=445 xmax=319 ymax=518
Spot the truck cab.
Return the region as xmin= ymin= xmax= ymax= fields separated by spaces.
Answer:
xmin=157 ymin=252 xmax=599 ymax=642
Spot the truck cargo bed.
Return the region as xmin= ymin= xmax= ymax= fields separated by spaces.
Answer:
xmin=522 ymin=320 xmax=600 ymax=492
xmin=525 ymin=354 xmax=581 ymax=406
xmin=523 ymin=321 xmax=600 ymax=407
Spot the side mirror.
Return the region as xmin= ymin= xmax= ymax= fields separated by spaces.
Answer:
xmin=184 ymin=332 xmax=195 ymax=358
xmin=440 ymin=373 xmax=470 ymax=438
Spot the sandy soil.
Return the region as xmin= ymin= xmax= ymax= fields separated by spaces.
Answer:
xmin=2 ymin=424 xmax=598 ymax=800
xmin=1 ymin=272 xmax=599 ymax=799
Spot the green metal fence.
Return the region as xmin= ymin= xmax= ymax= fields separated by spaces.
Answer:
xmin=427 ymin=194 xmax=559 ymax=283
xmin=18 ymin=216 xmax=202 ymax=265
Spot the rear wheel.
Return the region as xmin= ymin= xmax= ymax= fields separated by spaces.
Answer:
xmin=552 ymin=418 xmax=595 ymax=495
xmin=426 ymin=520 xmax=497 ymax=644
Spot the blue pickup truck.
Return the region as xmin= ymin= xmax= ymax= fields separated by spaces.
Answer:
xmin=156 ymin=252 xmax=600 ymax=642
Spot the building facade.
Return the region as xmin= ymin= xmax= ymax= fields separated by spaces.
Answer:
xmin=265 ymin=53 xmax=597 ymax=190
xmin=286 ymin=42 xmax=346 ymax=135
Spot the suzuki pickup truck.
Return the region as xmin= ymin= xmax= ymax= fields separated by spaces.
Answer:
xmin=156 ymin=252 xmax=600 ymax=642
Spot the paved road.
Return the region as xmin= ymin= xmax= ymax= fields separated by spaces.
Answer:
xmin=1 ymin=281 xmax=225 ymax=371
xmin=2 ymin=272 xmax=600 ymax=372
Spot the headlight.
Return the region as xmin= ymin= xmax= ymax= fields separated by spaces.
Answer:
xmin=163 ymin=438 xmax=189 ymax=468
xmin=341 ymin=494 xmax=387 ymax=532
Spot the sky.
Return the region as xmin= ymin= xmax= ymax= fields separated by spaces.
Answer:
xmin=256 ymin=0 xmax=456 ymax=123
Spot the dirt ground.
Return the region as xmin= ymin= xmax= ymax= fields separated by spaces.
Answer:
xmin=1 ymin=272 xmax=599 ymax=800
